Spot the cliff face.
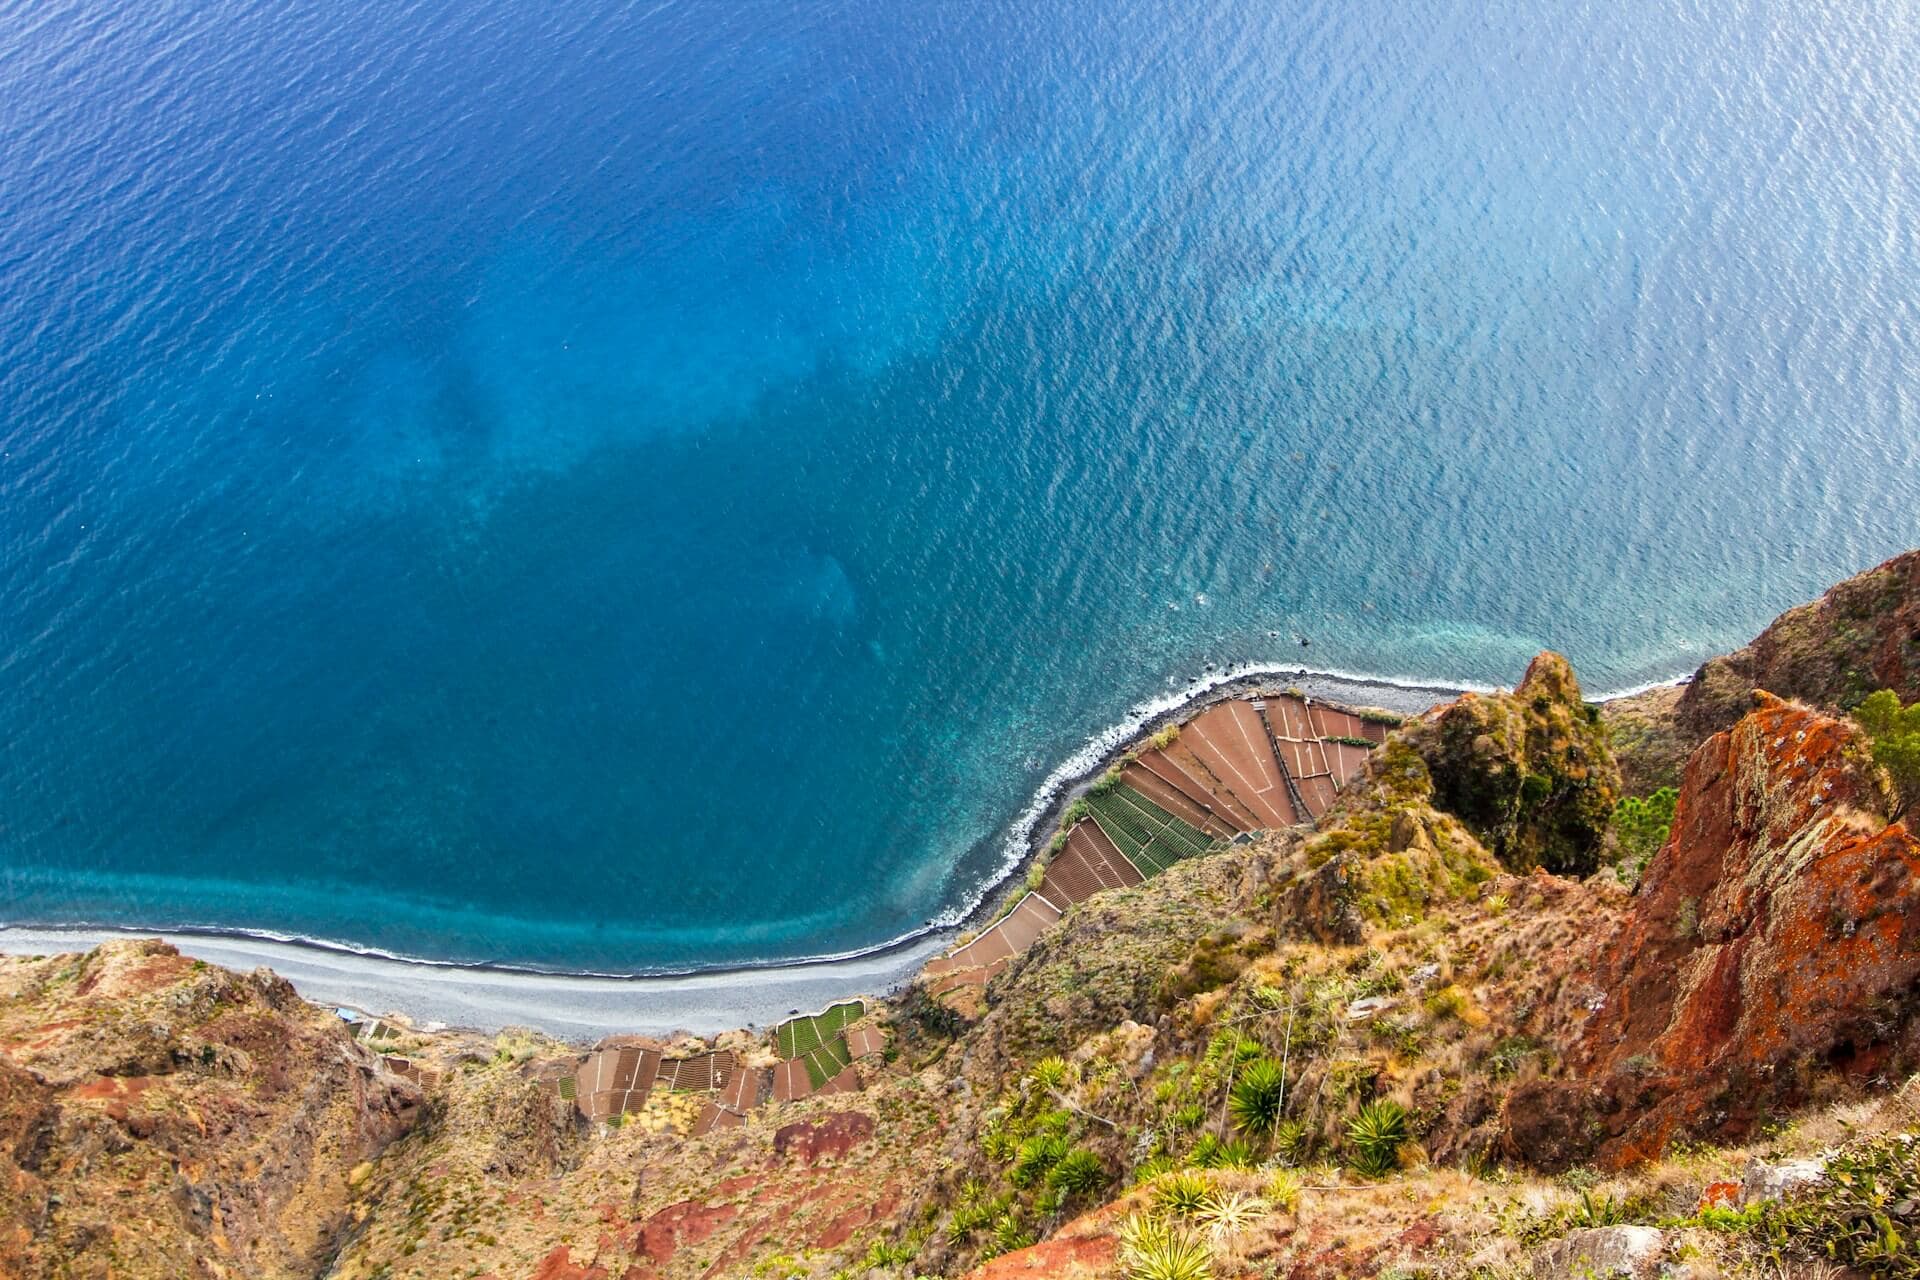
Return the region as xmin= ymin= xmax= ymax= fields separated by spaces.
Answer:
xmin=1677 ymin=548 xmax=1920 ymax=740
xmin=0 ymin=939 xmax=421 ymax=1280
xmin=1403 ymin=652 xmax=1621 ymax=875
xmin=10 ymin=556 xmax=1920 ymax=1280
xmin=1510 ymin=694 xmax=1920 ymax=1170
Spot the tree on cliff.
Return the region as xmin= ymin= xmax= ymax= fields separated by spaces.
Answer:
xmin=1855 ymin=689 xmax=1920 ymax=819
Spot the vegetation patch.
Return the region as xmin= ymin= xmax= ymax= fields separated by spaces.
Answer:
xmin=1607 ymin=785 xmax=1678 ymax=881
xmin=775 ymin=1000 xmax=864 ymax=1061
xmin=1856 ymin=689 xmax=1920 ymax=818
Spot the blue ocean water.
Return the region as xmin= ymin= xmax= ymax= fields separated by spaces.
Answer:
xmin=2 ymin=0 xmax=1917 ymax=971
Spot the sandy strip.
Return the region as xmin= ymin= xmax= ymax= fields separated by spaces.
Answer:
xmin=0 ymin=926 xmax=952 ymax=1042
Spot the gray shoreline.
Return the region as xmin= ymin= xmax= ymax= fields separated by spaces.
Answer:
xmin=0 ymin=923 xmax=952 ymax=1041
xmin=1 ymin=666 xmax=1619 ymax=1041
xmin=950 ymin=669 xmax=1460 ymax=935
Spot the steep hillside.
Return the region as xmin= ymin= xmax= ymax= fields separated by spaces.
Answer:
xmin=6 ymin=555 xmax=1920 ymax=1280
xmin=950 ymin=689 xmax=1918 ymax=1279
xmin=0 ymin=940 xmax=421 ymax=1279
xmin=1677 ymin=549 xmax=1920 ymax=740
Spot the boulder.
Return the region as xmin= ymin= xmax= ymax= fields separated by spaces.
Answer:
xmin=1741 ymin=1155 xmax=1826 ymax=1205
xmin=1531 ymin=1226 xmax=1666 ymax=1280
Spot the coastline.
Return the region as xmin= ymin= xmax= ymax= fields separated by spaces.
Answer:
xmin=0 ymin=923 xmax=953 ymax=1041
xmin=0 ymin=663 xmax=1688 ymax=1040
xmin=944 ymin=663 xmax=1469 ymax=938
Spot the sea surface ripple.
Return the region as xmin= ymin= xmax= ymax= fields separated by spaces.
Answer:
xmin=1 ymin=0 xmax=1917 ymax=969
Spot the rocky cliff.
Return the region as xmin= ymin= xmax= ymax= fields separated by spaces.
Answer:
xmin=6 ymin=553 xmax=1920 ymax=1280
xmin=0 ymin=940 xmax=421 ymax=1279
xmin=1677 ymin=549 xmax=1920 ymax=740
xmin=1511 ymin=692 xmax=1919 ymax=1171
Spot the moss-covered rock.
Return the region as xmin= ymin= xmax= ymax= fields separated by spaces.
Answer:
xmin=1406 ymin=652 xmax=1622 ymax=876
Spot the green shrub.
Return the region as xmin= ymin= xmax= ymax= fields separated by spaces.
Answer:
xmin=1227 ymin=1058 xmax=1287 ymax=1135
xmin=1608 ymin=786 xmax=1678 ymax=879
xmin=1345 ymin=1099 xmax=1409 ymax=1177
xmin=1047 ymin=1148 xmax=1106 ymax=1197
xmin=1028 ymin=1057 xmax=1070 ymax=1091
xmin=1153 ymin=1170 xmax=1217 ymax=1218
xmin=1856 ymin=690 xmax=1920 ymax=819
xmin=1776 ymin=1134 xmax=1920 ymax=1277
xmin=1487 ymin=1036 xmax=1541 ymax=1079
xmin=1010 ymin=1134 xmax=1070 ymax=1188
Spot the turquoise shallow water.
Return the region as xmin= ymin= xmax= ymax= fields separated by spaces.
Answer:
xmin=2 ymin=0 xmax=1917 ymax=970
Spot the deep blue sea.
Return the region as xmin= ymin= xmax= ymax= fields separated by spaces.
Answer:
xmin=2 ymin=0 xmax=1917 ymax=971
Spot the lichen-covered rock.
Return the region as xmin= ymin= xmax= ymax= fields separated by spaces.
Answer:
xmin=0 ymin=940 xmax=421 ymax=1280
xmin=1509 ymin=695 xmax=1920 ymax=1168
xmin=1678 ymin=548 xmax=1920 ymax=740
xmin=1530 ymin=1225 xmax=1666 ymax=1279
xmin=1741 ymin=1155 xmax=1826 ymax=1204
xmin=1406 ymin=652 xmax=1622 ymax=875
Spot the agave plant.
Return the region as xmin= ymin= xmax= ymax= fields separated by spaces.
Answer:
xmin=1010 ymin=1133 xmax=1070 ymax=1188
xmin=1131 ymin=1153 xmax=1177 ymax=1185
xmin=992 ymin=1211 xmax=1034 ymax=1255
xmin=1264 ymin=1169 xmax=1303 ymax=1213
xmin=1123 ymin=1226 xmax=1215 ymax=1280
xmin=1271 ymin=1118 xmax=1313 ymax=1165
xmin=1188 ymin=1134 xmax=1257 ymax=1170
xmin=1345 ymin=1098 xmax=1410 ymax=1177
xmin=1196 ymin=1190 xmax=1272 ymax=1246
xmin=1228 ymin=1057 xmax=1288 ymax=1135
xmin=1153 ymin=1169 xmax=1219 ymax=1219
xmin=1027 ymin=1056 xmax=1071 ymax=1092
xmin=1047 ymin=1148 xmax=1107 ymax=1197
xmin=1119 ymin=1211 xmax=1175 ymax=1256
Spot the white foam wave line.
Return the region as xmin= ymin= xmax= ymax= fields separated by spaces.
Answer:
xmin=1589 ymin=672 xmax=1693 ymax=701
xmin=11 ymin=662 xmax=1694 ymax=985
xmin=3 ymin=918 xmax=942 ymax=982
xmin=925 ymin=658 xmax=1473 ymax=934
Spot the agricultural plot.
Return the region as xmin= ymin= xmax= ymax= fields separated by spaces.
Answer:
xmin=1086 ymin=784 xmax=1219 ymax=876
xmin=799 ymin=1034 xmax=854 ymax=1089
xmin=775 ymin=1000 xmax=865 ymax=1061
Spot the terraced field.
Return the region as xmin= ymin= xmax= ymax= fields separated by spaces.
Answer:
xmin=925 ymin=691 xmax=1390 ymax=1003
xmin=798 ymin=1034 xmax=854 ymax=1088
xmin=1084 ymin=784 xmax=1217 ymax=874
xmin=775 ymin=1000 xmax=863 ymax=1060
